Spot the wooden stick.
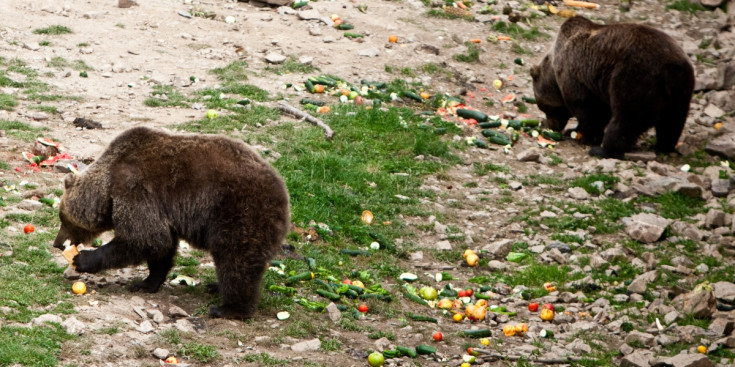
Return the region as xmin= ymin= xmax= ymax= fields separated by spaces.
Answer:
xmin=563 ymin=0 xmax=600 ymax=9
xmin=277 ymin=101 xmax=334 ymax=139
xmin=473 ymin=349 xmax=588 ymax=364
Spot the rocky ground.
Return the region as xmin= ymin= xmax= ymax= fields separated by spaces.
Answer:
xmin=1 ymin=0 xmax=735 ymax=366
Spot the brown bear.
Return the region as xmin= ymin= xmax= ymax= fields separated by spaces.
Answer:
xmin=530 ymin=16 xmax=695 ymax=158
xmin=53 ymin=126 xmax=290 ymax=320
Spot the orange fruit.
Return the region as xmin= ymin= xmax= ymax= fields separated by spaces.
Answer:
xmin=388 ymin=35 xmax=398 ymax=43
xmin=72 ymin=281 xmax=86 ymax=295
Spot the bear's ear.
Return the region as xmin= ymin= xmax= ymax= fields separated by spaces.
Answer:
xmin=63 ymin=173 xmax=76 ymax=189
xmin=530 ymin=65 xmax=540 ymax=79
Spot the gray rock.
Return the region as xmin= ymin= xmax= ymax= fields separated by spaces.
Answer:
xmin=664 ymin=310 xmax=680 ymax=325
xmin=168 ymin=305 xmax=189 ymax=318
xmin=174 ymin=319 xmax=196 ymax=333
xmin=625 ymin=330 xmax=655 ymax=347
xmin=620 ymin=350 xmax=655 ymax=367
xmin=325 ymin=302 xmax=341 ymax=322
xmin=63 ymin=266 xmax=81 ymax=280
xmin=600 ymin=247 xmax=628 ymax=262
xmin=152 ymin=348 xmax=170 ymax=359
xmin=409 ymin=251 xmax=423 ymax=261
xmin=358 ymin=48 xmax=380 ymax=57
xmin=705 ymin=208 xmax=727 ymax=228
xmin=298 ymin=9 xmax=323 ymax=20
xmin=291 ymin=338 xmax=321 ymax=352
xmin=671 ymin=282 xmax=716 ymax=319
xmin=23 ymin=42 xmax=40 ymax=51
xmin=546 ymin=247 xmax=567 ymax=264
xmin=694 ymin=263 xmax=709 ymax=274
xmin=627 ymin=270 xmax=657 ymax=294
xmin=713 ymin=281 xmax=735 ymax=302
xmin=711 ymin=178 xmax=731 ymax=198
xmin=547 ymin=240 xmax=572 ymax=253
xmin=568 ymin=186 xmax=590 ymax=200
xmin=707 ymin=317 xmax=734 ymax=336
xmin=706 ymin=133 xmax=735 ymax=160
xmin=636 ymin=176 xmax=703 ymax=198
xmin=623 ymin=213 xmax=671 ymax=243
xmin=703 ymin=103 xmax=725 ymax=118
xmin=136 ymin=320 xmax=155 ymax=333
xmin=567 ymin=338 xmax=591 ymax=354
xmin=434 ymin=221 xmax=447 ymax=234
xmin=626 ymin=151 xmax=657 ymax=162
xmin=17 ymin=199 xmax=43 ymax=211
xmin=509 ymin=181 xmax=523 ymax=190
xmin=435 ymin=240 xmax=452 ymax=251
xmin=148 ymin=309 xmax=165 ymax=323
xmin=619 ymin=343 xmax=635 ymax=356
xmin=373 ymin=337 xmax=392 ymax=351
xmin=487 ymin=260 xmax=508 ymax=271
xmin=482 ymin=239 xmax=513 ymax=259
xmin=265 ymin=52 xmax=287 ymax=64
xmin=670 ymin=221 xmax=705 ymax=241
xmin=655 ymin=333 xmax=679 ymax=346
xmin=654 ymin=353 xmax=713 ymax=367
xmin=61 ymin=316 xmax=85 ymax=335
xmin=517 ymin=147 xmax=541 ymax=162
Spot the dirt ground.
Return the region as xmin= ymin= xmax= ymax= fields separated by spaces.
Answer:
xmin=1 ymin=0 xmax=734 ymax=366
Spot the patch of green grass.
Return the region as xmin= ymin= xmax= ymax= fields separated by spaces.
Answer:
xmin=175 ymin=256 xmax=199 ymax=267
xmin=39 ymin=40 xmax=51 ymax=46
xmin=0 ymin=94 xmax=18 ymax=111
xmin=0 ymin=324 xmax=75 ymax=366
xmin=115 ymin=23 xmax=125 ymax=28
xmin=144 ymin=85 xmax=190 ymax=108
xmin=0 ymin=119 xmax=49 ymax=142
xmin=240 ymin=353 xmax=289 ymax=365
xmin=265 ymin=56 xmax=318 ymax=75
xmin=511 ymin=43 xmax=532 ymax=55
xmin=76 ymin=42 xmax=90 ymax=48
xmin=522 ymin=174 xmax=565 ymax=189
xmin=97 ymin=326 xmax=120 ymax=335
xmin=666 ymin=0 xmax=706 ymax=13
xmin=368 ymin=330 xmax=396 ymax=341
xmin=320 ymin=338 xmax=343 ymax=351
xmin=473 ymin=162 xmax=510 ymax=176
xmin=178 ymin=342 xmax=219 ymax=363
xmin=72 ymin=60 xmax=93 ymax=71
xmin=453 ymin=43 xmax=480 ymax=63
xmin=677 ymin=313 xmax=711 ymax=329
xmin=210 ymin=60 xmax=249 ymax=83
xmin=28 ymin=105 xmax=59 ymax=114
xmin=636 ymin=192 xmax=708 ymax=220
xmin=47 ymin=56 xmax=70 ymax=69
xmin=491 ymin=21 xmax=548 ymax=41
xmin=33 ymin=25 xmax=73 ymax=35
xmin=571 ymin=173 xmax=618 ymax=195
xmin=159 ymin=329 xmax=182 ymax=345
xmin=0 ymin=161 xmax=9 ymax=170
xmin=426 ymin=9 xmax=474 ymax=21
xmin=178 ymin=105 xmax=279 ymax=133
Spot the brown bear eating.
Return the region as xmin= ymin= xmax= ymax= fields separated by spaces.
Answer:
xmin=530 ymin=16 xmax=694 ymax=158
xmin=53 ymin=126 xmax=290 ymax=320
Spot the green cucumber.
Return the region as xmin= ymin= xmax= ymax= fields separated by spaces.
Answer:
xmin=346 ymin=284 xmax=365 ymax=295
xmin=541 ymin=129 xmax=563 ymax=141
xmin=401 ymin=91 xmax=423 ymax=102
xmin=286 ymin=271 xmax=314 ymax=284
xmin=340 ymin=249 xmax=371 ymax=256
xmin=304 ymin=79 xmax=316 ymax=93
xmin=316 ymin=289 xmax=341 ymax=301
xmin=369 ymin=232 xmax=395 ymax=252
xmin=344 ymin=289 xmax=360 ymax=298
xmin=336 ymin=304 xmax=348 ymax=311
xmin=408 ymin=314 xmax=438 ymax=323
xmin=522 ymin=119 xmax=540 ymax=127
xmin=507 ymin=120 xmax=523 ymax=130
xmin=479 ymin=285 xmax=493 ymax=292
xmin=539 ymin=329 xmax=554 ymax=338
xmin=521 ymin=96 xmax=536 ymax=104
xmin=344 ymin=32 xmax=364 ymax=38
xmin=404 ymin=292 xmax=428 ymax=306
xmin=474 ymin=293 xmax=492 ymax=299
xmin=396 ymin=346 xmax=417 ymax=358
xmin=478 ymin=121 xmax=501 ymax=129
xmin=481 ymin=129 xmax=504 ymax=138
xmin=488 ymin=134 xmax=512 ymax=146
xmin=433 ymin=127 xmax=447 ymax=135
xmin=415 ymin=344 xmax=437 ymax=355
xmin=382 ymin=349 xmax=401 ymax=358
xmin=300 ymin=98 xmax=325 ymax=106
xmin=459 ymin=329 xmax=492 ymax=338
xmin=315 ymin=76 xmax=338 ymax=87
xmin=39 ymin=197 xmax=55 ymax=206
xmin=474 ymin=139 xmax=488 ymax=149
xmin=268 ymin=285 xmax=296 ymax=296
xmin=456 ymin=108 xmax=488 ymax=122
xmin=297 ymin=298 xmax=325 ymax=312
xmin=336 ymin=23 xmax=354 ymax=30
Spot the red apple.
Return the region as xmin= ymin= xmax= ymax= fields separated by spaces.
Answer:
xmin=432 ymin=331 xmax=442 ymax=342
xmin=528 ymin=302 xmax=539 ymax=312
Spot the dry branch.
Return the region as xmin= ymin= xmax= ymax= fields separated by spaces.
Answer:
xmin=277 ymin=101 xmax=334 ymax=139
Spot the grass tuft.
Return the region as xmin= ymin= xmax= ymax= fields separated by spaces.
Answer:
xmin=32 ymin=25 xmax=73 ymax=35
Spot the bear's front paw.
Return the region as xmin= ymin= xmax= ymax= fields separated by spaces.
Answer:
xmin=72 ymin=250 xmax=102 ymax=273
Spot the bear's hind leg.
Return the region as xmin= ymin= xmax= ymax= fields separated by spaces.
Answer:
xmin=597 ymin=114 xmax=650 ymax=159
xmin=209 ymin=257 xmax=268 ymax=320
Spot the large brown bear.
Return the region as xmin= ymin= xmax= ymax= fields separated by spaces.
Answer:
xmin=53 ymin=127 xmax=290 ymax=320
xmin=530 ymin=16 xmax=694 ymax=158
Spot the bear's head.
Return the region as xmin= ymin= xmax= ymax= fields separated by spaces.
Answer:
xmin=530 ymin=55 xmax=572 ymax=132
xmin=53 ymin=172 xmax=112 ymax=250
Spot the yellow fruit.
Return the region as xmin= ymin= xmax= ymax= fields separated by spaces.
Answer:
xmin=461 ymin=363 xmax=471 ymax=367
xmin=206 ymin=110 xmax=218 ymax=119
xmin=352 ymin=280 xmax=365 ymax=289
xmin=540 ymin=308 xmax=555 ymax=321
xmin=388 ymin=35 xmax=398 ymax=43
xmin=420 ymin=92 xmax=430 ymax=99
xmin=463 ymin=249 xmax=475 ymax=258
xmin=453 ymin=313 xmax=464 ymax=322
xmin=714 ymin=122 xmax=723 ymax=130
xmin=480 ymin=338 xmax=490 ymax=346
xmin=515 ymin=323 xmax=529 ymax=334
xmin=466 ymin=253 xmax=479 ymax=267
xmin=165 ymin=356 xmax=179 ymax=364
xmin=438 ymin=298 xmax=454 ymax=309
xmin=72 ymin=281 xmax=86 ymax=295
xmin=503 ymin=324 xmax=516 ymax=336
xmin=697 ymin=345 xmax=707 ymax=354
xmin=493 ymin=79 xmax=503 ymax=89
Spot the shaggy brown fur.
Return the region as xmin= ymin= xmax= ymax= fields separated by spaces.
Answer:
xmin=53 ymin=127 xmax=290 ymax=320
xmin=530 ymin=16 xmax=694 ymax=159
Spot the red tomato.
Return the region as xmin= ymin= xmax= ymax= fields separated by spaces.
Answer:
xmin=342 ymin=279 xmax=352 ymax=285
xmin=24 ymin=224 xmax=35 ymax=234
xmin=432 ymin=331 xmax=442 ymax=342
xmin=458 ymin=290 xmax=468 ymax=298
xmin=465 ymin=288 xmax=473 ymax=297
xmin=358 ymin=304 xmax=368 ymax=313
xmin=528 ymin=302 xmax=539 ymax=312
